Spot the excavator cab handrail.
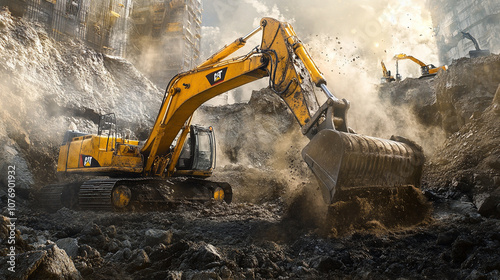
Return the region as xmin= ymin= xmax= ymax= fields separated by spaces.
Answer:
xmin=98 ymin=113 xmax=117 ymax=152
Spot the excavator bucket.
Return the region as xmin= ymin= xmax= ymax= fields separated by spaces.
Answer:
xmin=302 ymin=129 xmax=425 ymax=204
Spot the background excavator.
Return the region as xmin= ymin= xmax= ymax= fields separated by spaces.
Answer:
xmin=40 ymin=18 xmax=425 ymax=212
xmin=380 ymin=61 xmax=395 ymax=83
xmin=461 ymin=32 xmax=490 ymax=58
xmin=394 ymin=53 xmax=447 ymax=79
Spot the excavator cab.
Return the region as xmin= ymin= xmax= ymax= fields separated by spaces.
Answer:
xmin=175 ymin=125 xmax=216 ymax=177
xmin=97 ymin=113 xmax=117 ymax=151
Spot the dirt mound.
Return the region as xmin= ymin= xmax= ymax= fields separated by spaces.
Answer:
xmin=379 ymin=76 xmax=439 ymax=127
xmin=380 ymin=54 xmax=500 ymax=135
xmin=434 ymin=55 xmax=500 ymax=134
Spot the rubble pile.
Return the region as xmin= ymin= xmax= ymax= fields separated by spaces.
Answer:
xmin=2 ymin=200 xmax=500 ymax=279
xmin=379 ymin=54 xmax=500 ymax=219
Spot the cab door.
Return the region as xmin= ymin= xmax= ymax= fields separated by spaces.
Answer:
xmin=176 ymin=125 xmax=216 ymax=172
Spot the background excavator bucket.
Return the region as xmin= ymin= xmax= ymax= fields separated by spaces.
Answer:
xmin=302 ymin=129 xmax=425 ymax=204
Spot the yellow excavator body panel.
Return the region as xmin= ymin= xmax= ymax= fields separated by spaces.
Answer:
xmin=57 ymin=134 xmax=143 ymax=174
xmin=428 ymin=65 xmax=447 ymax=75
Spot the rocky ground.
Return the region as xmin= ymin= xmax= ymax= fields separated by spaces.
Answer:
xmin=1 ymin=8 xmax=500 ymax=280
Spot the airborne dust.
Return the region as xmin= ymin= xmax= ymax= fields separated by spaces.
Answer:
xmin=202 ymin=0 xmax=445 ymax=153
xmin=197 ymin=0 xmax=441 ymax=227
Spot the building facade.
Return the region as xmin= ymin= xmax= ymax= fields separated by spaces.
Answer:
xmin=128 ymin=0 xmax=202 ymax=88
xmin=0 ymin=0 xmax=202 ymax=88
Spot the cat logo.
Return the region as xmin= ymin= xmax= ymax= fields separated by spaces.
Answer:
xmin=214 ymin=70 xmax=222 ymax=82
xmin=84 ymin=156 xmax=92 ymax=167
xmin=206 ymin=67 xmax=227 ymax=86
xmin=80 ymin=155 xmax=100 ymax=167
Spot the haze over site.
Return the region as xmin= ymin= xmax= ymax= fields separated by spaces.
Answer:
xmin=201 ymin=0 xmax=438 ymax=80
xmin=200 ymin=0 xmax=443 ymax=147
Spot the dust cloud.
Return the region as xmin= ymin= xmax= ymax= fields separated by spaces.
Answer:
xmin=197 ymin=1 xmax=445 ymax=224
xmin=201 ymin=0 xmax=444 ymax=147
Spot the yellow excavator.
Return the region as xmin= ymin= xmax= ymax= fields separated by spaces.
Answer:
xmin=394 ymin=53 xmax=447 ymax=79
xmin=380 ymin=61 xmax=395 ymax=83
xmin=40 ymin=18 xmax=425 ymax=211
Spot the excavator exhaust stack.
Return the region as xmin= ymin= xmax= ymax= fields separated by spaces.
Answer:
xmin=302 ymin=130 xmax=425 ymax=204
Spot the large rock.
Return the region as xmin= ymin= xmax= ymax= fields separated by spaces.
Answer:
xmin=196 ymin=243 xmax=222 ymax=264
xmin=0 ymin=250 xmax=46 ymax=280
xmin=144 ymin=229 xmax=173 ymax=247
xmin=475 ymin=187 xmax=500 ymax=218
xmin=127 ymin=249 xmax=151 ymax=271
xmin=178 ymin=242 xmax=223 ymax=270
xmin=0 ymin=243 xmax=81 ymax=280
xmin=0 ymin=145 xmax=34 ymax=192
xmin=0 ymin=215 xmax=29 ymax=255
xmin=55 ymin=238 xmax=79 ymax=258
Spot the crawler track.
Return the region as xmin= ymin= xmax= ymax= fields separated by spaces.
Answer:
xmin=79 ymin=179 xmax=118 ymax=211
xmin=39 ymin=177 xmax=232 ymax=212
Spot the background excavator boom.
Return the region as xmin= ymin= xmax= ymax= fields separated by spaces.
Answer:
xmin=461 ymin=31 xmax=491 ymax=58
xmin=394 ymin=53 xmax=447 ymax=78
